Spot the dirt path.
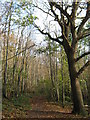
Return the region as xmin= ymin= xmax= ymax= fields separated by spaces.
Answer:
xmin=2 ymin=96 xmax=90 ymax=119
xmin=28 ymin=96 xmax=88 ymax=119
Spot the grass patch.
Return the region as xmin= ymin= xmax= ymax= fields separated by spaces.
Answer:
xmin=11 ymin=94 xmax=31 ymax=110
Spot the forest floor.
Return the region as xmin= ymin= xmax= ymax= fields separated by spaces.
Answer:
xmin=2 ymin=94 xmax=90 ymax=119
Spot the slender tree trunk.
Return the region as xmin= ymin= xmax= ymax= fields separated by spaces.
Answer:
xmin=18 ymin=49 xmax=25 ymax=94
xmin=12 ymin=28 xmax=19 ymax=81
xmin=23 ymin=56 xmax=29 ymax=93
xmin=50 ymin=54 xmax=54 ymax=87
xmin=55 ymin=48 xmax=59 ymax=102
xmin=13 ymin=52 xmax=18 ymax=81
xmin=3 ymin=4 xmax=12 ymax=98
xmin=21 ymin=77 xmax=23 ymax=93
xmin=17 ymin=57 xmax=24 ymax=94
xmin=61 ymin=48 xmax=65 ymax=107
xmin=3 ymin=23 xmax=7 ymax=98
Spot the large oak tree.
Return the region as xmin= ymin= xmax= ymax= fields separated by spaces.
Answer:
xmin=35 ymin=0 xmax=90 ymax=115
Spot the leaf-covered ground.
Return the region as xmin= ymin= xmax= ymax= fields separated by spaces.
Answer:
xmin=2 ymin=95 xmax=90 ymax=119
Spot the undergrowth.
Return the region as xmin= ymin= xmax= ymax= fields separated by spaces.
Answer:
xmin=2 ymin=93 xmax=32 ymax=118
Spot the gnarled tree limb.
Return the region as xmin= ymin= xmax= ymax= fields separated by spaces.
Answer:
xmin=49 ymin=3 xmax=63 ymax=28
xmin=77 ymin=2 xmax=90 ymax=34
xmin=75 ymin=51 xmax=90 ymax=62
xmin=77 ymin=28 xmax=90 ymax=40
xmin=33 ymin=4 xmax=54 ymax=18
xmin=77 ymin=60 xmax=90 ymax=78
xmin=49 ymin=2 xmax=72 ymax=23
xmin=35 ymin=25 xmax=63 ymax=45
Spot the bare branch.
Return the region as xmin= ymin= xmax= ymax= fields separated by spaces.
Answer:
xmin=71 ymin=2 xmax=79 ymax=21
xmin=35 ymin=25 xmax=63 ymax=45
xmin=77 ymin=60 xmax=90 ymax=78
xmin=77 ymin=28 xmax=90 ymax=40
xmin=75 ymin=51 xmax=90 ymax=62
xmin=77 ymin=2 xmax=90 ymax=34
xmin=49 ymin=3 xmax=63 ymax=28
xmin=49 ymin=2 xmax=72 ymax=23
xmin=50 ymin=2 xmax=71 ymax=49
xmin=33 ymin=4 xmax=54 ymax=18
xmin=2 ymin=44 xmax=35 ymax=61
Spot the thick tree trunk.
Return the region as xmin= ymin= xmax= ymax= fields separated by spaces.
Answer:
xmin=71 ymin=78 xmax=85 ymax=114
xmin=87 ymin=41 xmax=90 ymax=107
xmin=67 ymin=52 xmax=86 ymax=115
xmin=86 ymin=65 xmax=90 ymax=109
